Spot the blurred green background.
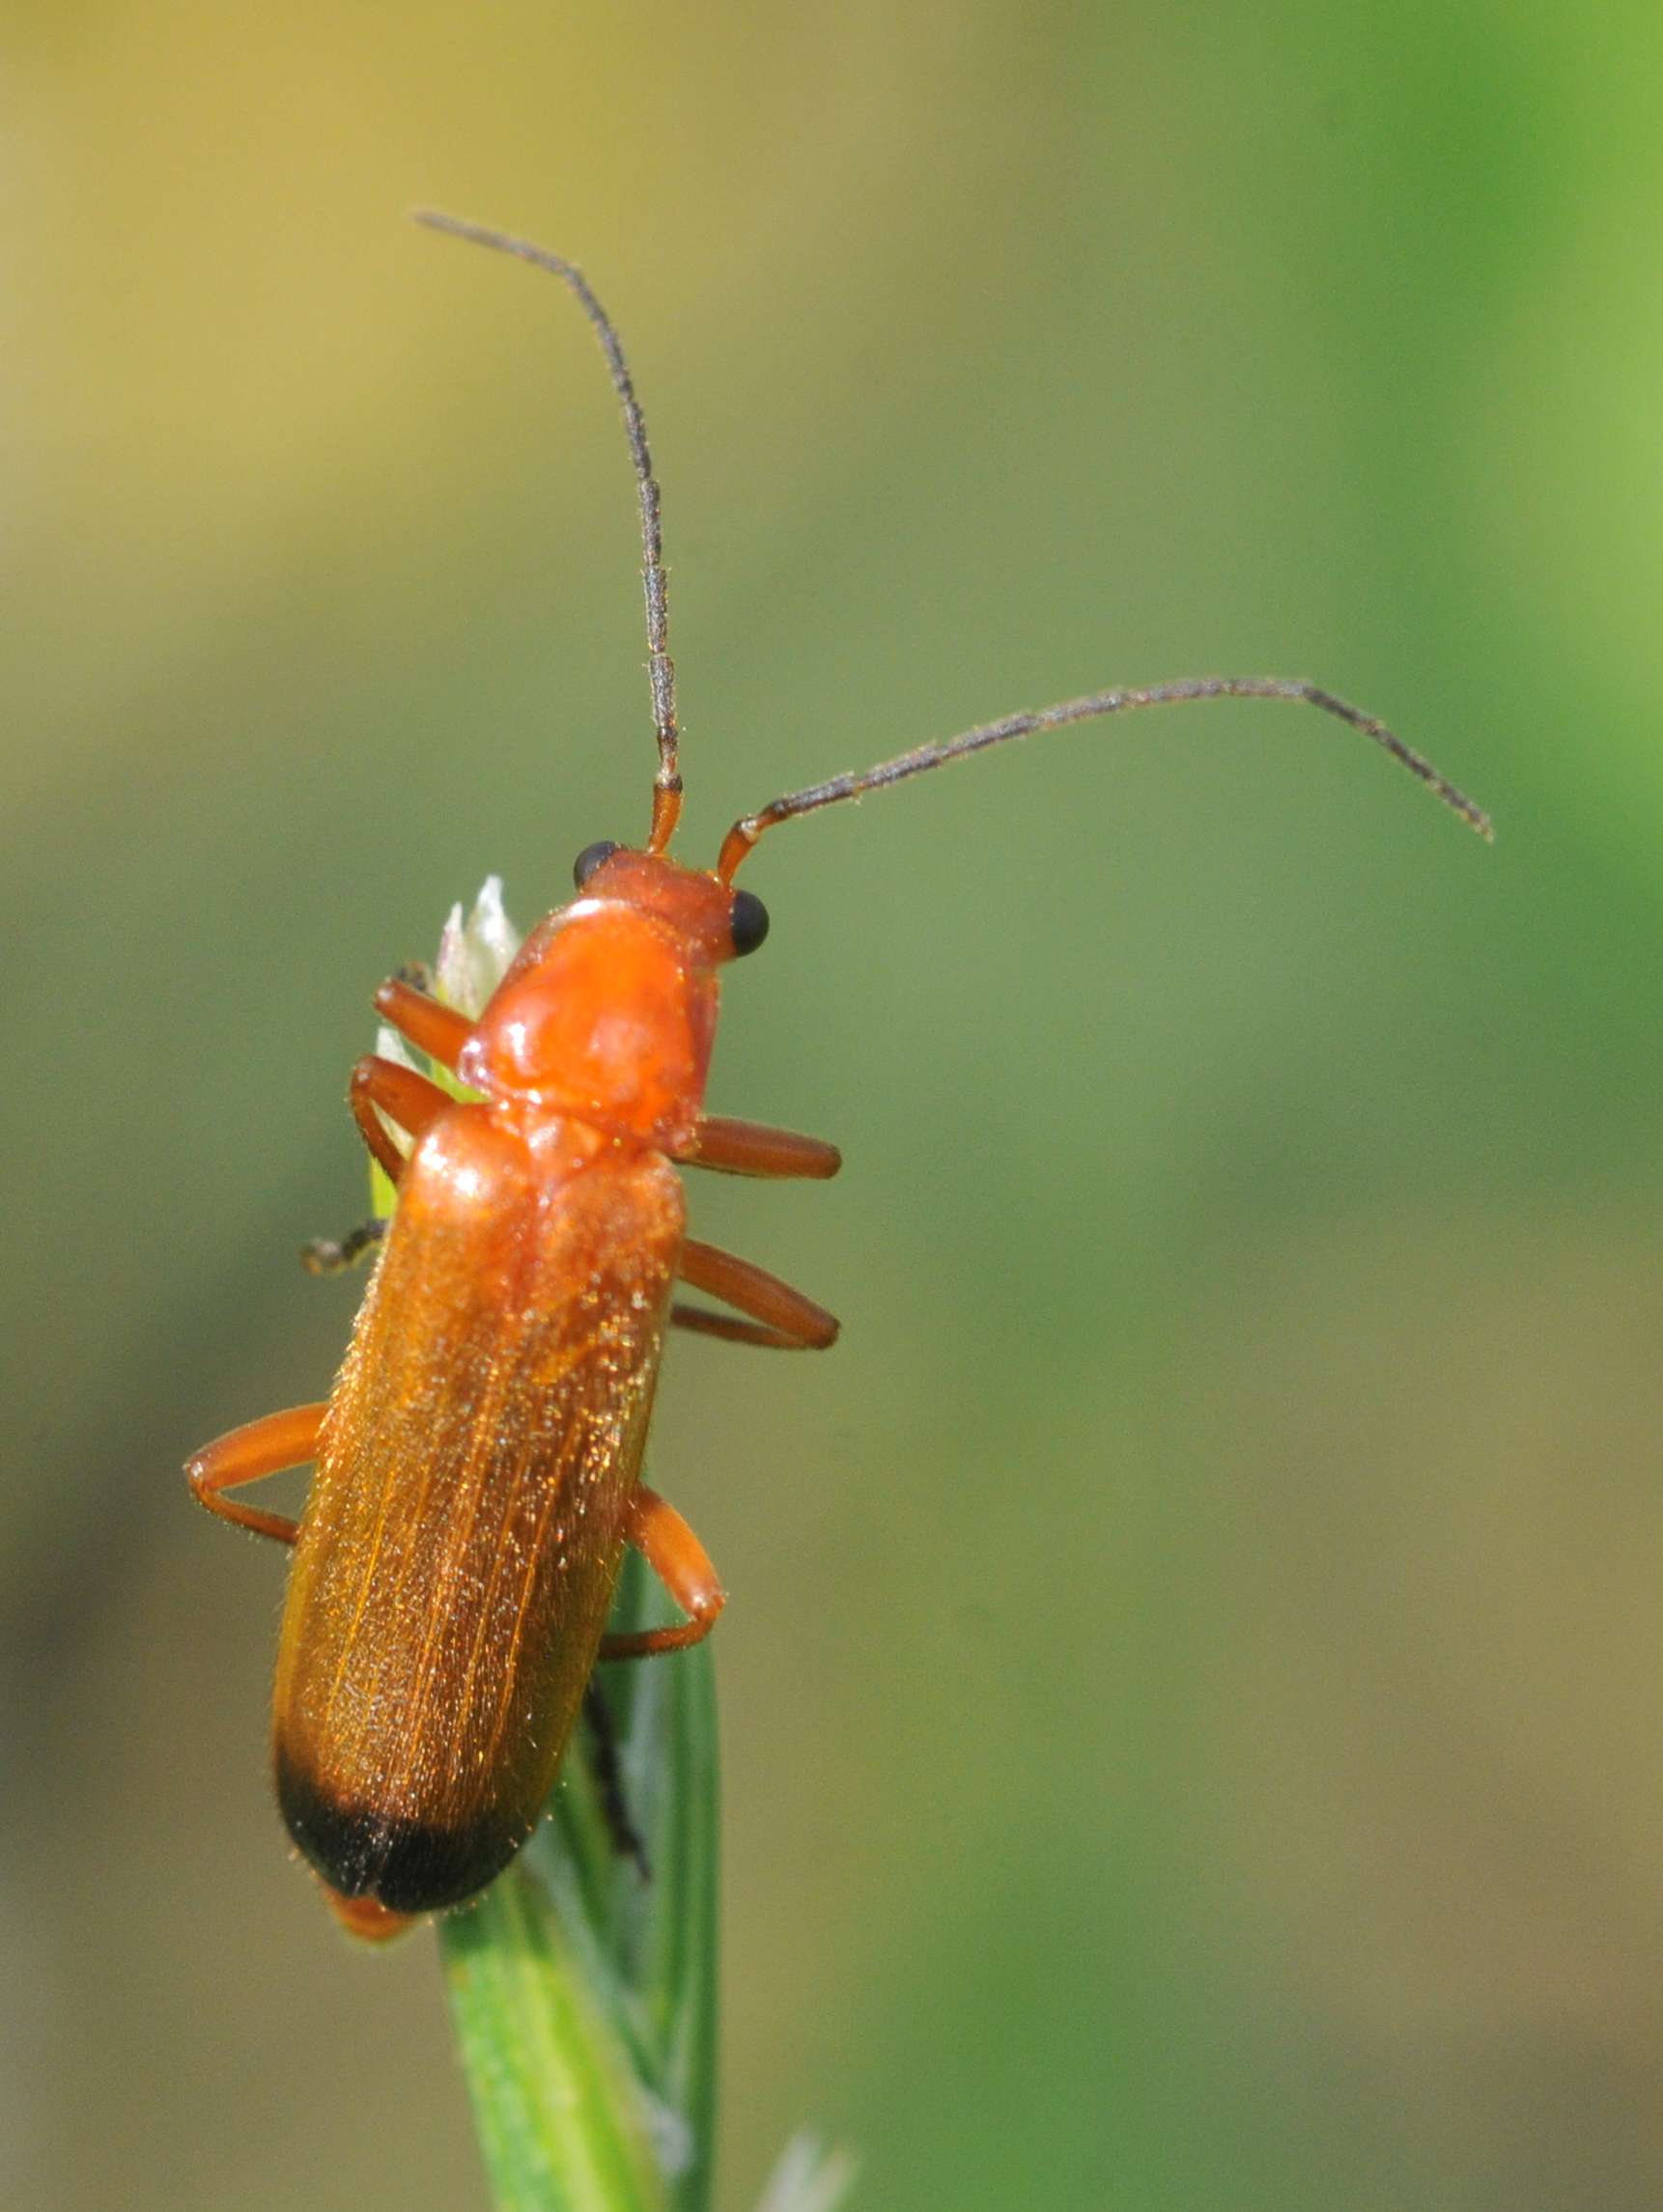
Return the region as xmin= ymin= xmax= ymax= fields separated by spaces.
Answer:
xmin=8 ymin=3 xmax=1663 ymax=2207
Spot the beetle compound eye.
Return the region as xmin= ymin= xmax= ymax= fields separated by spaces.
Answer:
xmin=573 ymin=840 xmax=622 ymax=889
xmin=729 ymin=888 xmax=770 ymax=957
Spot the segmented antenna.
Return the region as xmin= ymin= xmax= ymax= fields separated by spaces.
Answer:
xmin=717 ymin=675 xmax=1491 ymax=881
xmin=414 ymin=210 xmax=683 ymax=853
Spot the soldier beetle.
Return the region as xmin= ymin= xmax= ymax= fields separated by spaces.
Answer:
xmin=187 ymin=211 xmax=1490 ymax=1943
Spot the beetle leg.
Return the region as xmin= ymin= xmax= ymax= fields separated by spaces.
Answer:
xmin=599 ymin=1485 xmax=726 ymax=1659
xmin=372 ymin=974 xmax=473 ymax=1071
xmin=300 ymin=1215 xmax=389 ymax=1275
xmin=581 ymin=1680 xmax=650 ymax=1878
xmin=676 ymin=1239 xmax=840 ymax=1349
xmin=349 ymin=1055 xmax=454 ymax=1187
xmin=185 ymin=1402 xmax=326 ymax=1545
xmin=669 ymin=1302 xmax=816 ymax=1351
xmin=676 ymin=1116 xmax=841 ymax=1180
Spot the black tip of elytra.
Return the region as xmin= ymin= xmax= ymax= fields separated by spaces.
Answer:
xmin=275 ymin=1750 xmax=523 ymax=1915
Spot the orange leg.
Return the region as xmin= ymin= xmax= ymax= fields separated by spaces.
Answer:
xmin=349 ymin=1055 xmax=454 ymax=1187
xmin=670 ymin=1303 xmax=817 ymax=1351
xmin=185 ymin=1402 xmax=327 ymax=1545
xmin=311 ymin=1044 xmax=452 ymax=1263
xmin=600 ymin=1484 xmax=727 ymax=1659
xmin=677 ymin=1116 xmax=841 ymax=1180
xmin=676 ymin=1238 xmax=840 ymax=1349
xmin=373 ymin=974 xmax=473 ymax=1071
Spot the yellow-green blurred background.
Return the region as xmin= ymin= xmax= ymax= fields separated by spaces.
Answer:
xmin=9 ymin=4 xmax=1663 ymax=2206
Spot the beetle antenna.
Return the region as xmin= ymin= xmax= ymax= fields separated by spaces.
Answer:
xmin=716 ymin=675 xmax=1491 ymax=881
xmin=413 ymin=210 xmax=683 ymax=853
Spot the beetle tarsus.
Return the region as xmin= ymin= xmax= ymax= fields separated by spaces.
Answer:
xmin=300 ymin=1217 xmax=389 ymax=1276
xmin=582 ymin=1680 xmax=651 ymax=1882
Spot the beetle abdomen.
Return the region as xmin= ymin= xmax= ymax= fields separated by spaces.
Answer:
xmin=272 ymin=1105 xmax=683 ymax=1916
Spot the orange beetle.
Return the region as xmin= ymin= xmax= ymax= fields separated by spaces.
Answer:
xmin=187 ymin=214 xmax=1489 ymax=1941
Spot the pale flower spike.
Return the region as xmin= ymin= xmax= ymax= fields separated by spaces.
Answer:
xmin=372 ymin=880 xmax=523 ymax=1130
xmin=436 ymin=876 xmax=523 ymax=1020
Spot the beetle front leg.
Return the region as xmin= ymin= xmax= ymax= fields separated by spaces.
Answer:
xmin=185 ymin=1402 xmax=326 ymax=1545
xmin=373 ymin=974 xmax=473 ymax=1071
xmin=600 ymin=1484 xmax=726 ymax=1659
xmin=676 ymin=1116 xmax=841 ymax=1179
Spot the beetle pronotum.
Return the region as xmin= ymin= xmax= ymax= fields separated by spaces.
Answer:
xmin=187 ymin=212 xmax=1489 ymax=1942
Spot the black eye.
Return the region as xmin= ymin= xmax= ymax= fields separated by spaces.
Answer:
xmin=573 ymin=840 xmax=621 ymax=889
xmin=730 ymin=887 xmax=770 ymax=957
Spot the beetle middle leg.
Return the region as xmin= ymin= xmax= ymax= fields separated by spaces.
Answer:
xmin=348 ymin=1055 xmax=454 ymax=1186
xmin=300 ymin=1215 xmax=388 ymax=1276
xmin=673 ymin=1238 xmax=840 ymax=1349
xmin=303 ymin=1052 xmax=452 ymax=1268
xmin=186 ymin=1402 xmax=326 ymax=1544
xmin=600 ymin=1485 xmax=726 ymax=1659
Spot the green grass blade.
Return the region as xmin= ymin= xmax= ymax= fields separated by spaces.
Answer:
xmin=440 ymin=1556 xmax=719 ymax=2212
xmin=442 ymin=1868 xmax=671 ymax=2212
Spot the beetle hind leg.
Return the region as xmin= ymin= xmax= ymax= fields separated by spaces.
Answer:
xmin=185 ymin=1402 xmax=327 ymax=1545
xmin=600 ymin=1485 xmax=726 ymax=1661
